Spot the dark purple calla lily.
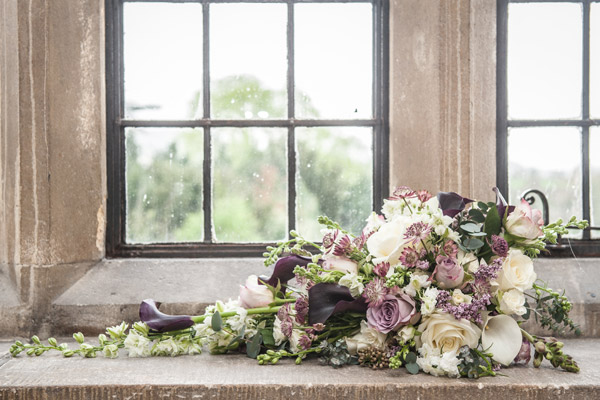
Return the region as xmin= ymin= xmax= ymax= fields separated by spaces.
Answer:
xmin=492 ymin=187 xmax=515 ymax=220
xmin=139 ymin=299 xmax=195 ymax=332
xmin=260 ymin=255 xmax=314 ymax=293
xmin=437 ymin=191 xmax=474 ymax=217
xmin=308 ymin=283 xmax=367 ymax=325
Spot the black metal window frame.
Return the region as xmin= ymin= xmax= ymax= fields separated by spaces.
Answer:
xmin=105 ymin=0 xmax=389 ymax=258
xmin=497 ymin=0 xmax=600 ymax=257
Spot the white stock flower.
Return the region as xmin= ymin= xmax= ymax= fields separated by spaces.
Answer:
xmin=415 ymin=344 xmax=459 ymax=377
xmin=420 ymin=287 xmax=439 ymax=316
xmin=499 ymin=289 xmax=527 ymax=316
xmin=151 ymin=337 xmax=180 ymax=357
xmin=381 ymin=199 xmax=405 ymax=220
xmin=102 ymin=344 xmax=119 ymax=359
xmin=124 ymin=330 xmax=152 ymax=358
xmin=365 ymin=212 xmax=386 ymax=231
xmin=338 ymin=273 xmax=364 ymax=297
xmin=451 ymin=289 xmax=472 ymax=306
xmin=495 ymin=249 xmax=537 ymax=292
xmin=397 ymin=325 xmax=416 ymax=343
xmin=345 ymin=320 xmax=388 ymax=355
xmin=404 ymin=272 xmax=431 ymax=297
xmin=417 ymin=312 xmax=481 ymax=354
xmin=438 ymin=351 xmax=461 ymax=377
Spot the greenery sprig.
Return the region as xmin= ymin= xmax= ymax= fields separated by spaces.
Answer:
xmin=524 ymin=280 xmax=581 ymax=336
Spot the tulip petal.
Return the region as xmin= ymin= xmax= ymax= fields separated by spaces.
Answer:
xmin=260 ymin=255 xmax=313 ymax=293
xmin=308 ymin=283 xmax=367 ymax=325
xmin=139 ymin=299 xmax=195 ymax=332
xmin=481 ymin=314 xmax=523 ymax=366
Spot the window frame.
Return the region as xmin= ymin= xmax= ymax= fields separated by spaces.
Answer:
xmin=497 ymin=0 xmax=600 ymax=257
xmin=105 ymin=0 xmax=389 ymax=258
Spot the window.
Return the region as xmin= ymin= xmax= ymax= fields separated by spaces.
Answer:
xmin=105 ymin=0 xmax=389 ymax=257
xmin=497 ymin=0 xmax=600 ymax=256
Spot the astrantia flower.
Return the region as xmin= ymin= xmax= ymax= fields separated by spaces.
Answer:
xmin=389 ymin=186 xmax=416 ymax=200
xmin=373 ymin=262 xmax=390 ymax=277
xmin=403 ymin=222 xmax=432 ymax=245
xmin=399 ymin=247 xmax=420 ymax=268
xmin=416 ymin=189 xmax=433 ymax=203
xmin=362 ymin=278 xmax=389 ymax=307
xmin=294 ymin=296 xmax=309 ymax=325
xmin=333 ymin=235 xmax=354 ymax=257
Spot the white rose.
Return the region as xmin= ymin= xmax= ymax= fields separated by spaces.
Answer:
xmin=498 ymin=289 xmax=527 ymax=316
xmin=345 ymin=320 xmax=387 ymax=355
xmin=239 ymin=275 xmax=274 ymax=309
xmin=338 ymin=273 xmax=364 ymax=298
xmin=365 ymin=216 xmax=412 ymax=266
xmin=417 ymin=312 xmax=481 ymax=354
xmin=495 ymin=249 xmax=537 ymax=292
xmin=322 ymin=255 xmax=358 ymax=275
xmin=451 ymin=289 xmax=472 ymax=305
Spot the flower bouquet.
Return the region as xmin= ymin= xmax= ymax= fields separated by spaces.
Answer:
xmin=10 ymin=187 xmax=587 ymax=379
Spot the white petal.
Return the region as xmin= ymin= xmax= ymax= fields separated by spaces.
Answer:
xmin=481 ymin=315 xmax=522 ymax=366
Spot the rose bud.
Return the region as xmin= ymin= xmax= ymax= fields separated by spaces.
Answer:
xmin=434 ymin=256 xmax=464 ymax=289
xmin=322 ymin=255 xmax=359 ymax=275
xmin=239 ymin=275 xmax=274 ymax=309
xmin=504 ymin=198 xmax=544 ymax=241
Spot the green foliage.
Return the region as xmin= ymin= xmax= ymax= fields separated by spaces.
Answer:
xmin=319 ymin=339 xmax=355 ymax=368
xmin=525 ymin=281 xmax=581 ymax=336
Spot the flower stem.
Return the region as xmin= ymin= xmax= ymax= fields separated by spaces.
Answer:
xmin=520 ymin=328 xmax=536 ymax=344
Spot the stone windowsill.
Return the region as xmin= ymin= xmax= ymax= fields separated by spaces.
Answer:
xmin=0 ymin=338 xmax=599 ymax=399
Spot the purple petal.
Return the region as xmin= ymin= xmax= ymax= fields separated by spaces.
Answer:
xmin=437 ymin=191 xmax=474 ymax=217
xmin=139 ymin=299 xmax=194 ymax=332
xmin=260 ymin=255 xmax=313 ymax=293
xmin=308 ymin=283 xmax=367 ymax=325
xmin=493 ymin=187 xmax=515 ymax=219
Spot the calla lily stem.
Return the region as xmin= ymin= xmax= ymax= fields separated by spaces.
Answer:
xmin=191 ymin=306 xmax=283 ymax=324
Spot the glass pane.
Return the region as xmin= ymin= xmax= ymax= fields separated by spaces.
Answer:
xmin=296 ymin=127 xmax=372 ymax=240
xmin=213 ymin=128 xmax=287 ymax=242
xmin=295 ymin=4 xmax=372 ymax=119
xmin=591 ymin=127 xmax=600 ymax=236
xmin=591 ymin=4 xmax=600 ymax=118
xmin=124 ymin=3 xmax=203 ymax=120
xmin=507 ymin=3 xmax=582 ymax=120
xmin=508 ymin=127 xmax=582 ymax=234
xmin=211 ymin=4 xmax=287 ymax=119
xmin=126 ymin=128 xmax=204 ymax=243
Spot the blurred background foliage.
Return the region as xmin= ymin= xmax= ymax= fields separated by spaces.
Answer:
xmin=126 ymin=75 xmax=372 ymax=243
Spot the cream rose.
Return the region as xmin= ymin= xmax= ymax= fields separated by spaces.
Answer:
xmin=495 ymin=249 xmax=537 ymax=292
xmin=417 ymin=312 xmax=481 ymax=354
xmin=239 ymin=275 xmax=274 ymax=309
xmin=365 ymin=216 xmax=412 ymax=266
xmin=499 ymin=289 xmax=527 ymax=316
xmin=345 ymin=320 xmax=387 ymax=355
xmin=451 ymin=289 xmax=472 ymax=305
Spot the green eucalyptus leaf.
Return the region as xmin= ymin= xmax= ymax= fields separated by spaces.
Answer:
xmin=463 ymin=237 xmax=485 ymax=250
xmin=211 ymin=311 xmax=222 ymax=332
xmin=469 ymin=208 xmax=486 ymax=223
xmin=406 ymin=362 xmax=420 ymax=375
xmin=523 ymin=300 xmax=531 ymax=320
xmin=405 ymin=352 xmax=417 ymax=364
xmin=246 ymin=333 xmax=263 ymax=359
xmin=469 ymin=231 xmax=488 ymax=237
xmin=460 ymin=222 xmax=480 ymax=233
xmin=477 ymin=201 xmax=489 ymax=212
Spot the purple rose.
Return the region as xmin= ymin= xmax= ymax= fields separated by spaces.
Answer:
xmin=435 ymin=256 xmax=464 ymax=289
xmin=366 ymin=294 xmax=417 ymax=334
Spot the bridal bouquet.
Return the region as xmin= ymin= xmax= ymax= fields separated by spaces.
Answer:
xmin=10 ymin=187 xmax=587 ymax=379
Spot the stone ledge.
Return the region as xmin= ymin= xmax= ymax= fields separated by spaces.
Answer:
xmin=0 ymin=339 xmax=598 ymax=400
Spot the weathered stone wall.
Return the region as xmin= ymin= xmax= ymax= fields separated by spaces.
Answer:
xmin=0 ymin=0 xmax=597 ymax=338
xmin=0 ymin=0 xmax=106 ymax=335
